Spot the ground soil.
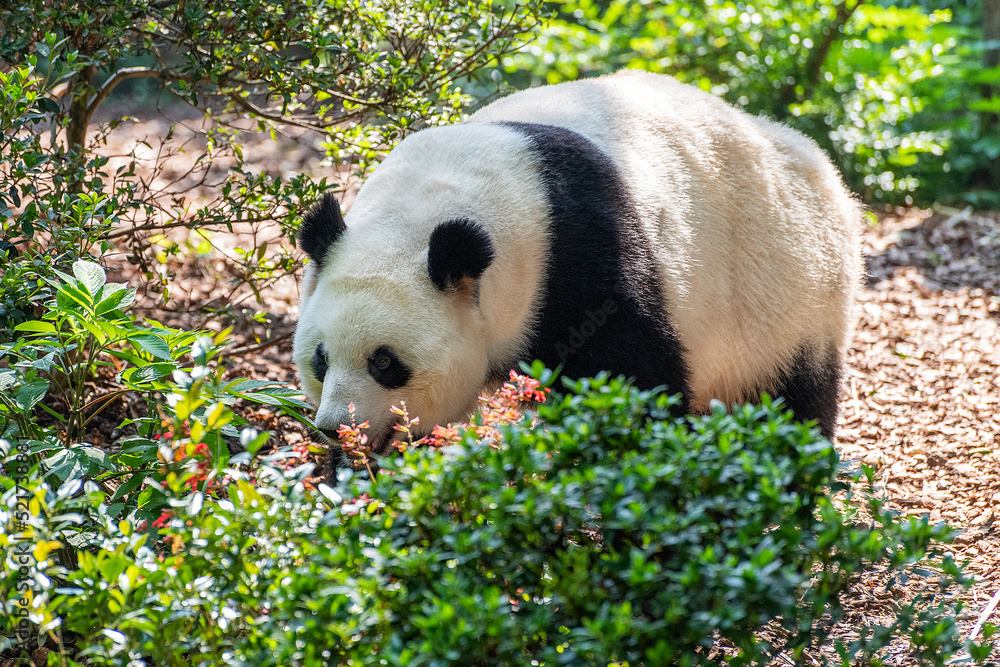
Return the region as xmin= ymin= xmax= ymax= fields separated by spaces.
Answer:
xmin=835 ymin=206 xmax=1000 ymax=663
xmin=36 ymin=113 xmax=1000 ymax=663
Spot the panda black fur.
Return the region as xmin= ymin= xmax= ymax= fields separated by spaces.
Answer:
xmin=293 ymin=70 xmax=862 ymax=457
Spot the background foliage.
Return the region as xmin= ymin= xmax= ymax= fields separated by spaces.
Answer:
xmin=0 ymin=0 xmax=543 ymax=330
xmin=482 ymin=0 xmax=1000 ymax=207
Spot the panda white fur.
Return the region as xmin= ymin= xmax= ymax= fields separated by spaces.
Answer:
xmin=293 ymin=69 xmax=863 ymax=461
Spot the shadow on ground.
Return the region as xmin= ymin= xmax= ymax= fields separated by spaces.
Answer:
xmin=866 ymin=206 xmax=1000 ymax=298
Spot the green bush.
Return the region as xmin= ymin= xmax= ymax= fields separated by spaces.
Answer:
xmin=5 ymin=370 xmax=994 ymax=665
xmin=0 ymin=1 xmax=544 ymax=332
xmin=0 ymin=259 xmax=307 ymax=543
xmin=0 ymin=260 xmax=312 ymax=661
xmin=485 ymin=0 xmax=999 ymax=206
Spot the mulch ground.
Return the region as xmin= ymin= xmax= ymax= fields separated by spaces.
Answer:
xmin=835 ymin=206 xmax=1000 ymax=663
xmin=86 ymin=115 xmax=1000 ymax=662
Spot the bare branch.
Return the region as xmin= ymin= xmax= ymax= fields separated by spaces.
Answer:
xmin=776 ymin=0 xmax=864 ymax=116
xmin=227 ymin=330 xmax=295 ymax=357
xmin=225 ymin=92 xmax=334 ymax=132
xmin=86 ymin=66 xmax=164 ymax=119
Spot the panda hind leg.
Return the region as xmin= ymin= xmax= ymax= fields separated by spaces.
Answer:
xmin=770 ymin=345 xmax=842 ymax=440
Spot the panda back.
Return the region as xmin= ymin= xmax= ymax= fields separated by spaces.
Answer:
xmin=471 ymin=70 xmax=862 ymax=411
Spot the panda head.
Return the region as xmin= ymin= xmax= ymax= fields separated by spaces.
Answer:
xmin=293 ymin=193 xmax=496 ymax=456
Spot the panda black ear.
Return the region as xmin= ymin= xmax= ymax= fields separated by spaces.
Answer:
xmin=299 ymin=193 xmax=347 ymax=269
xmin=427 ymin=219 xmax=495 ymax=295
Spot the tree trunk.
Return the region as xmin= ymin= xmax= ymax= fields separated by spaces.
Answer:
xmin=66 ymin=64 xmax=96 ymax=158
xmin=985 ymin=0 xmax=1000 ymax=92
xmin=65 ymin=64 xmax=96 ymax=194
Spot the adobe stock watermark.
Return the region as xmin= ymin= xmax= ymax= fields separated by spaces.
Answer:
xmin=2 ymin=437 xmax=38 ymax=663
xmin=555 ymin=298 xmax=619 ymax=363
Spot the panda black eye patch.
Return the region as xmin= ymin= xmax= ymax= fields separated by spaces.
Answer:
xmin=312 ymin=343 xmax=329 ymax=381
xmin=367 ymin=345 xmax=411 ymax=389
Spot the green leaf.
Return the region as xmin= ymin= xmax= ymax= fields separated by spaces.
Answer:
xmin=96 ymin=321 xmax=128 ymax=341
xmin=236 ymin=392 xmax=286 ymax=407
xmin=970 ymin=640 xmax=994 ymax=661
xmin=52 ymin=268 xmax=77 ymax=285
xmin=98 ymin=556 xmax=128 ymax=587
xmin=97 ymin=282 xmax=125 ymax=300
xmin=242 ymin=428 xmax=270 ymax=457
xmin=57 ymin=281 xmax=94 ymax=311
xmin=81 ymin=446 xmax=113 ymax=472
xmin=96 ymin=284 xmax=137 ymax=315
xmin=30 ymin=351 xmax=58 ymax=372
xmin=109 ymin=472 xmax=147 ymax=502
xmin=119 ymin=363 xmax=176 ymax=385
xmin=238 ymin=390 xmax=311 ymax=410
xmin=129 ymin=334 xmax=173 ymax=360
xmin=0 ymin=369 xmax=15 ymax=392
xmin=13 ymin=320 xmax=56 ymax=333
xmin=972 ymin=135 xmax=1000 ymax=160
xmin=79 ymin=318 xmax=108 ymax=345
xmin=42 ymin=449 xmax=85 ymax=482
xmin=116 ymin=437 xmax=158 ymax=453
xmin=970 ymin=98 xmax=1000 ymax=115
xmin=114 ymin=438 xmax=158 ymax=467
xmin=73 ymin=260 xmax=106 ymax=294
xmin=15 ymin=380 xmax=49 ymax=411
xmin=226 ymin=379 xmax=278 ymax=392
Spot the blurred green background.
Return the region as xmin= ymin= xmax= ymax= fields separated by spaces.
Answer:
xmin=470 ymin=0 xmax=1000 ymax=208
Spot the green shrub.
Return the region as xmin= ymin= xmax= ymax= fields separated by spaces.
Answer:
xmin=485 ymin=0 xmax=999 ymax=206
xmin=5 ymin=370 xmax=993 ymax=665
xmin=0 ymin=2 xmax=545 ymax=334
xmin=0 ymin=260 xmax=307 ymax=539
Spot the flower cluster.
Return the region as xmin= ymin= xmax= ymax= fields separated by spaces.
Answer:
xmin=152 ymin=418 xmax=188 ymax=442
xmin=152 ymin=510 xmax=172 ymax=529
xmin=335 ymin=371 xmax=550 ymax=468
xmin=497 ymin=371 xmax=549 ymax=405
xmin=466 ymin=370 xmax=550 ymax=446
xmin=337 ymin=403 xmax=375 ymax=476
xmin=154 ymin=418 xmax=219 ymax=495
xmin=341 ymin=492 xmax=377 ymax=516
xmin=177 ymin=442 xmax=213 ymax=492
xmin=391 ymin=402 xmax=421 ymax=451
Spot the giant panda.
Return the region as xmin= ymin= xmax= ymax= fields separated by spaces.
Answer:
xmin=293 ymin=69 xmax=862 ymax=462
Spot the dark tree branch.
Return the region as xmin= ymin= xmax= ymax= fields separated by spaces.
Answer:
xmin=87 ymin=66 xmax=164 ymax=119
xmin=226 ymin=92 xmax=335 ymax=131
xmin=776 ymin=0 xmax=865 ymax=117
xmin=984 ymin=0 xmax=1000 ymax=129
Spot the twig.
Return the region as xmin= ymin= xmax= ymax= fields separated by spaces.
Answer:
xmin=226 ymin=92 xmax=337 ymax=133
xmin=87 ymin=66 xmax=162 ymax=119
xmin=969 ymin=586 xmax=1000 ymax=644
xmin=227 ymin=331 xmax=295 ymax=358
xmin=82 ymin=389 xmax=127 ymax=427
